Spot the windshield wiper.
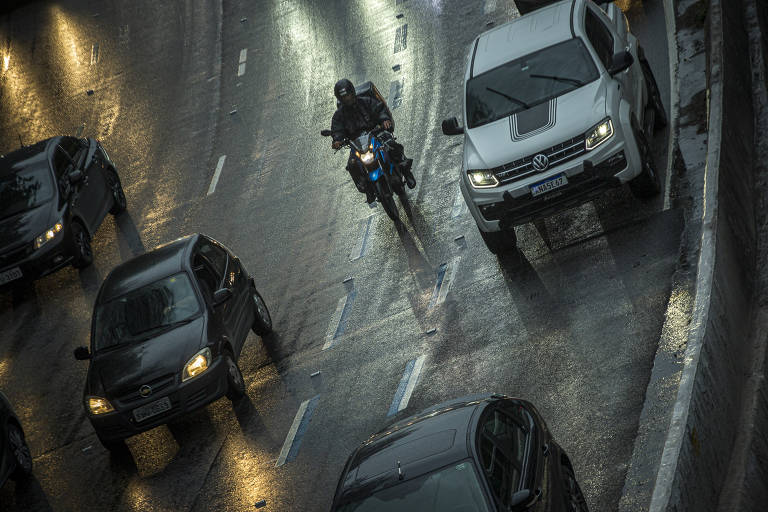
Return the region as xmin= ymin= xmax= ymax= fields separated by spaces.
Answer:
xmin=486 ymin=87 xmax=530 ymax=109
xmin=530 ymin=74 xmax=585 ymax=86
xmin=130 ymin=317 xmax=195 ymax=341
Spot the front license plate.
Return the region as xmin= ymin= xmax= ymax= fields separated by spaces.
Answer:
xmin=133 ymin=396 xmax=172 ymax=423
xmin=530 ymin=174 xmax=569 ymax=197
xmin=0 ymin=267 xmax=23 ymax=286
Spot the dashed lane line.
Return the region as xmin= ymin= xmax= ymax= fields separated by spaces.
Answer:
xmin=350 ymin=215 xmax=374 ymax=261
xmin=388 ymin=355 xmax=426 ymax=416
xmin=238 ymin=48 xmax=247 ymax=77
xmin=322 ymin=288 xmax=357 ymax=350
xmin=275 ymin=395 xmax=321 ymax=467
xmin=207 ymin=155 xmax=227 ymax=196
xmin=428 ymin=256 xmax=461 ymax=310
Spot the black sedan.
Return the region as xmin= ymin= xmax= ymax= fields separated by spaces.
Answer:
xmin=0 ymin=391 xmax=33 ymax=488
xmin=330 ymin=394 xmax=588 ymax=512
xmin=0 ymin=136 xmax=126 ymax=287
xmin=73 ymin=234 xmax=272 ymax=451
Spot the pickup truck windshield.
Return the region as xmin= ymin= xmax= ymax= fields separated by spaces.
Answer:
xmin=466 ymin=38 xmax=599 ymax=129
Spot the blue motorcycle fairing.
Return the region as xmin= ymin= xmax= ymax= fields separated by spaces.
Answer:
xmin=369 ymin=168 xmax=382 ymax=182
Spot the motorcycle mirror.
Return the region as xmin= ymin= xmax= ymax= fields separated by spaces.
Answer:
xmin=320 ymin=129 xmax=332 ymax=137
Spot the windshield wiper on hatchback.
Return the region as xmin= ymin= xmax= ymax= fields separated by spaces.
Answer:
xmin=530 ymin=74 xmax=585 ymax=86
xmin=130 ymin=317 xmax=196 ymax=341
xmin=486 ymin=87 xmax=531 ymax=110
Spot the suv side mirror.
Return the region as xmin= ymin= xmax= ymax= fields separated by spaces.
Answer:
xmin=68 ymin=169 xmax=84 ymax=184
xmin=73 ymin=346 xmax=91 ymax=360
xmin=441 ymin=117 xmax=464 ymax=136
xmin=320 ymin=129 xmax=332 ymax=137
xmin=608 ymin=50 xmax=634 ymax=75
xmin=213 ymin=288 xmax=232 ymax=306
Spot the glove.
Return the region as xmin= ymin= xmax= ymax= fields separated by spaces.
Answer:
xmin=332 ymin=140 xmax=343 ymax=150
xmin=382 ymin=120 xmax=393 ymax=131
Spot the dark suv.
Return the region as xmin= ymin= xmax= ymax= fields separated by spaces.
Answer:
xmin=330 ymin=394 xmax=588 ymax=511
xmin=74 ymin=234 xmax=272 ymax=451
xmin=0 ymin=136 xmax=126 ymax=287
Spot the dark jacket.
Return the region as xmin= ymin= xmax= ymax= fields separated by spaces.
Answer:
xmin=331 ymin=96 xmax=391 ymax=142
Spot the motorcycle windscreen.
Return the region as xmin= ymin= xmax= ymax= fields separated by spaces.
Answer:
xmin=353 ymin=133 xmax=371 ymax=152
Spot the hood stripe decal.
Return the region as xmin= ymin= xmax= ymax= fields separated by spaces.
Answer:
xmin=510 ymin=98 xmax=557 ymax=141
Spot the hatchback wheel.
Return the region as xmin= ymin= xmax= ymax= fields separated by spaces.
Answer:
xmin=71 ymin=221 xmax=94 ymax=269
xmin=8 ymin=422 xmax=32 ymax=479
xmin=251 ymin=288 xmax=273 ymax=336
xmin=107 ymin=168 xmax=127 ymax=215
xmin=562 ymin=463 xmax=589 ymax=512
xmin=224 ymin=352 xmax=246 ymax=402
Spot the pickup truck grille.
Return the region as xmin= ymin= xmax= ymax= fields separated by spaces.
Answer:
xmin=493 ymin=133 xmax=587 ymax=185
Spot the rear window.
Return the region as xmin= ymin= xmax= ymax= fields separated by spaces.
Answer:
xmin=466 ymin=38 xmax=599 ymax=128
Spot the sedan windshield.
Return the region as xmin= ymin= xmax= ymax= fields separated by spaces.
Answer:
xmin=0 ymin=167 xmax=54 ymax=220
xmin=335 ymin=461 xmax=491 ymax=512
xmin=466 ymin=38 xmax=599 ymax=128
xmin=93 ymin=273 xmax=201 ymax=351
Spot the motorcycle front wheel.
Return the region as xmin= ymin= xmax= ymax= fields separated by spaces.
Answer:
xmin=376 ymin=181 xmax=400 ymax=221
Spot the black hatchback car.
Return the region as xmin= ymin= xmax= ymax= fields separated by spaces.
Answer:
xmin=1 ymin=391 xmax=33 ymax=488
xmin=330 ymin=394 xmax=588 ymax=512
xmin=0 ymin=136 xmax=126 ymax=287
xmin=73 ymin=234 xmax=272 ymax=451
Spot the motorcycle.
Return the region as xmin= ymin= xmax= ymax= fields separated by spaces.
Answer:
xmin=321 ymin=127 xmax=408 ymax=221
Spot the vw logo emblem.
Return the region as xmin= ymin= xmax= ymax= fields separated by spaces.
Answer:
xmin=532 ymin=153 xmax=549 ymax=172
xmin=139 ymin=385 xmax=152 ymax=397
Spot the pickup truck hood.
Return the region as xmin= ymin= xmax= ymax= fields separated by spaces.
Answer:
xmin=464 ymin=79 xmax=608 ymax=170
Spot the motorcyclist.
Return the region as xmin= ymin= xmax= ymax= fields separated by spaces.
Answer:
xmin=330 ymin=78 xmax=416 ymax=204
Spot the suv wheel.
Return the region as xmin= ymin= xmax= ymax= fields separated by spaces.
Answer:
xmin=479 ymin=226 xmax=518 ymax=254
xmin=251 ymin=287 xmax=273 ymax=336
xmin=224 ymin=351 xmax=246 ymax=402
xmin=107 ymin=168 xmax=127 ymax=215
xmin=562 ymin=463 xmax=589 ymax=512
xmin=640 ymin=54 xmax=668 ymax=129
xmin=629 ymin=121 xmax=661 ymax=199
xmin=71 ymin=221 xmax=94 ymax=269
xmin=7 ymin=422 xmax=32 ymax=479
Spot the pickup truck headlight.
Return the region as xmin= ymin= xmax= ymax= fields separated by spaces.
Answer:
xmin=33 ymin=220 xmax=64 ymax=250
xmin=467 ymin=170 xmax=499 ymax=188
xmin=585 ymin=118 xmax=614 ymax=150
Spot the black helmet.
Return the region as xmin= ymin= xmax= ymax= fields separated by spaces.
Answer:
xmin=334 ymin=78 xmax=356 ymax=106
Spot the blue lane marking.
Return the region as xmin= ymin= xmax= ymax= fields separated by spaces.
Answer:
xmin=428 ymin=263 xmax=448 ymax=310
xmin=285 ymin=395 xmax=321 ymax=464
xmin=388 ymin=359 xmax=416 ymax=417
xmin=333 ymin=289 xmax=357 ymax=340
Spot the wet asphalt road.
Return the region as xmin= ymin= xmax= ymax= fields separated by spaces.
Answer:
xmin=0 ymin=1 xmax=678 ymax=511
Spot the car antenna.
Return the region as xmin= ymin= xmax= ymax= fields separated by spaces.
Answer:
xmin=397 ymin=460 xmax=403 ymax=481
xmin=18 ymin=133 xmax=25 ymax=148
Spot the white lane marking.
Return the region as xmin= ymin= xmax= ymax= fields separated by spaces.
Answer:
xmin=322 ymin=295 xmax=348 ymax=350
xmin=238 ymin=48 xmax=247 ymax=76
xmin=390 ymin=355 xmax=426 ymax=415
xmin=275 ymin=396 xmax=316 ymax=467
xmin=450 ymin=182 xmax=467 ymax=218
xmin=90 ymin=43 xmax=99 ymax=65
xmin=349 ymin=215 xmax=374 ymax=261
xmin=484 ymin=0 xmax=497 ymax=14
xmin=207 ymin=155 xmax=227 ymax=196
xmin=437 ymin=256 xmax=461 ymax=306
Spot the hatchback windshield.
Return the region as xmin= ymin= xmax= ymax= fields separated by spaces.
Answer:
xmin=466 ymin=38 xmax=599 ymax=128
xmin=0 ymin=167 xmax=54 ymax=220
xmin=93 ymin=273 xmax=201 ymax=350
xmin=335 ymin=461 xmax=491 ymax=512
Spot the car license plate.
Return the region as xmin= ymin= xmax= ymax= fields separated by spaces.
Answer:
xmin=530 ymin=174 xmax=569 ymax=197
xmin=0 ymin=267 xmax=23 ymax=286
xmin=133 ymin=396 xmax=172 ymax=423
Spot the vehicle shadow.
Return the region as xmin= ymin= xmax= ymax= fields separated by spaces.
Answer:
xmin=233 ymin=395 xmax=280 ymax=452
xmin=0 ymin=474 xmax=55 ymax=512
xmin=114 ymin=211 xmax=146 ymax=260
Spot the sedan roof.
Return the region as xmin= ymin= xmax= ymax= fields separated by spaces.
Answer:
xmin=97 ymin=234 xmax=198 ymax=303
xmin=335 ymin=395 xmax=493 ymax=505
xmin=470 ymin=0 xmax=574 ymax=77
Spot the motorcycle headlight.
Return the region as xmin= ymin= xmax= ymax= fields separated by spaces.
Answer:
xmin=585 ymin=118 xmax=614 ymax=150
xmin=467 ymin=170 xmax=499 ymax=188
xmin=87 ymin=396 xmax=115 ymax=415
xmin=33 ymin=220 xmax=64 ymax=250
xmin=360 ymin=151 xmax=375 ymax=164
xmin=182 ymin=347 xmax=211 ymax=382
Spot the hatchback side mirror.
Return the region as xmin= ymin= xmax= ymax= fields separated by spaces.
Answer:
xmin=74 ymin=346 xmax=91 ymax=360
xmin=441 ymin=117 xmax=464 ymax=136
xmin=607 ymin=50 xmax=634 ymax=75
xmin=69 ymin=169 xmax=84 ymax=184
xmin=213 ymin=288 xmax=232 ymax=306
xmin=510 ymin=489 xmax=532 ymax=510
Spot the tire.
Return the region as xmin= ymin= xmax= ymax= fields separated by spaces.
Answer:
xmin=479 ymin=226 xmax=518 ymax=255
xmin=392 ymin=178 xmax=405 ymax=197
xmin=224 ymin=352 xmax=246 ymax=402
xmin=562 ymin=463 xmax=589 ymax=512
xmin=106 ymin=168 xmax=127 ymax=215
xmin=629 ymin=122 xmax=661 ymax=199
xmin=7 ymin=422 xmax=32 ymax=480
xmin=640 ymin=56 xmax=668 ymax=129
xmin=96 ymin=433 xmax=127 ymax=454
xmin=376 ymin=181 xmax=399 ymax=221
xmin=251 ymin=287 xmax=273 ymax=336
xmin=70 ymin=220 xmax=94 ymax=269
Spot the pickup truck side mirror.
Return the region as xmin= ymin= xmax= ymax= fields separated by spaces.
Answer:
xmin=607 ymin=50 xmax=634 ymax=75
xmin=68 ymin=169 xmax=84 ymax=185
xmin=441 ymin=117 xmax=464 ymax=136
xmin=73 ymin=346 xmax=92 ymax=360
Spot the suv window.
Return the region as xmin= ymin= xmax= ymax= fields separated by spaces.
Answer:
xmin=585 ymin=6 xmax=615 ymax=69
xmin=477 ymin=408 xmax=528 ymax=506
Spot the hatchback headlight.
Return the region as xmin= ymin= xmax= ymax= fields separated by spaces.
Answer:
xmin=33 ymin=220 xmax=64 ymax=250
xmin=182 ymin=347 xmax=211 ymax=382
xmin=87 ymin=396 xmax=115 ymax=415
xmin=585 ymin=118 xmax=614 ymax=150
xmin=467 ymin=170 xmax=499 ymax=188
